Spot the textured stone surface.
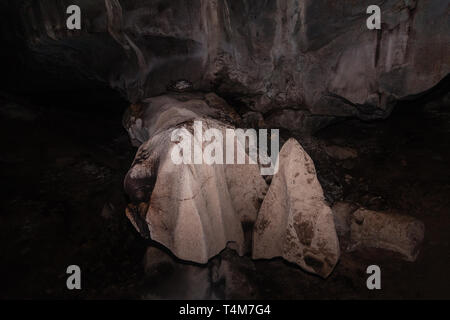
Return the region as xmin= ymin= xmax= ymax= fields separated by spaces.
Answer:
xmin=4 ymin=0 xmax=449 ymax=132
xmin=124 ymin=93 xmax=267 ymax=264
xmin=124 ymin=93 xmax=341 ymax=276
xmin=253 ymin=138 xmax=340 ymax=278
xmin=3 ymin=0 xmax=440 ymax=278
xmin=349 ymin=208 xmax=425 ymax=261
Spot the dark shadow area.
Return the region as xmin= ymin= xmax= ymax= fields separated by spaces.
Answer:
xmin=0 ymin=23 xmax=150 ymax=297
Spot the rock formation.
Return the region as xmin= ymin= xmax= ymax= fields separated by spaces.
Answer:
xmin=2 ymin=0 xmax=448 ymax=132
xmin=124 ymin=93 xmax=341 ymax=277
xmin=332 ymin=202 xmax=425 ymax=262
xmin=253 ymin=139 xmax=340 ymax=278
xmin=1 ymin=0 xmax=438 ymax=279
xmin=349 ymin=208 xmax=425 ymax=262
xmin=124 ymin=92 xmax=268 ymax=263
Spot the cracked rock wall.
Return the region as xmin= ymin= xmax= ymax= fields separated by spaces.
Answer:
xmin=3 ymin=0 xmax=449 ymax=132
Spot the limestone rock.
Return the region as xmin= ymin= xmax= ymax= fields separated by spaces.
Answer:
xmin=130 ymin=136 xmax=246 ymax=263
xmin=349 ymin=208 xmax=425 ymax=261
xmin=253 ymin=138 xmax=340 ymax=278
xmin=124 ymin=94 xmax=267 ymax=264
xmin=6 ymin=0 xmax=449 ymax=130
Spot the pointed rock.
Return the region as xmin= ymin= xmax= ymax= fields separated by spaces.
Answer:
xmin=253 ymin=138 xmax=340 ymax=278
xmin=124 ymin=95 xmax=267 ymax=263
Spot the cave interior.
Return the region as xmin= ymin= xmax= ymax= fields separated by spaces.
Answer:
xmin=0 ymin=0 xmax=449 ymax=299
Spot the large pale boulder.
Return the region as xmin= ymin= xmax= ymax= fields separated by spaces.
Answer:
xmin=127 ymin=133 xmax=245 ymax=263
xmin=124 ymin=93 xmax=341 ymax=277
xmin=253 ymin=138 xmax=340 ymax=278
xmin=124 ymin=93 xmax=267 ymax=264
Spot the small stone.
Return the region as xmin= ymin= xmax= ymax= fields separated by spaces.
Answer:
xmin=349 ymin=208 xmax=425 ymax=261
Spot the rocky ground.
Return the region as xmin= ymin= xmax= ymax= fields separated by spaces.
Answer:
xmin=0 ymin=89 xmax=449 ymax=299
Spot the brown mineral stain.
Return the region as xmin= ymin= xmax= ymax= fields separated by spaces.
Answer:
xmin=305 ymin=161 xmax=315 ymax=175
xmin=256 ymin=217 xmax=271 ymax=235
xmin=294 ymin=216 xmax=314 ymax=246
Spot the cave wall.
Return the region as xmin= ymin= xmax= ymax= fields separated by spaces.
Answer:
xmin=3 ymin=0 xmax=449 ymax=132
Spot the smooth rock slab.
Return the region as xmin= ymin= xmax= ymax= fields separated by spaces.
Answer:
xmin=253 ymin=138 xmax=340 ymax=278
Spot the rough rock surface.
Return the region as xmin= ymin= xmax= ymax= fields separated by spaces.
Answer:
xmin=3 ymin=0 xmax=449 ymax=132
xmin=124 ymin=93 xmax=341 ymax=277
xmin=332 ymin=201 xmax=358 ymax=236
xmin=124 ymin=93 xmax=267 ymax=264
xmin=253 ymin=138 xmax=340 ymax=278
xmin=349 ymin=208 xmax=425 ymax=261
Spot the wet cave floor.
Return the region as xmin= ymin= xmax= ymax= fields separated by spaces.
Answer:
xmin=0 ymin=90 xmax=449 ymax=299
